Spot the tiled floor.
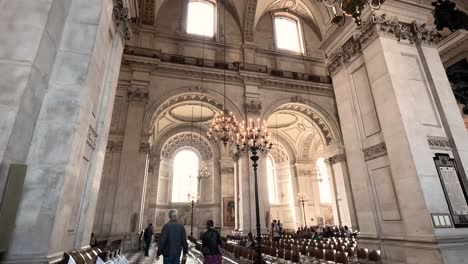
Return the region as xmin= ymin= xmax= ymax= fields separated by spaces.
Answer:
xmin=125 ymin=244 xmax=202 ymax=264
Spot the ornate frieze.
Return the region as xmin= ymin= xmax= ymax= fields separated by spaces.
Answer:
xmin=363 ymin=142 xmax=387 ymax=161
xmin=140 ymin=142 xmax=150 ymax=153
xmin=244 ymin=100 xmax=262 ymax=114
xmin=329 ymin=154 xmax=346 ymax=165
xmin=86 ymin=125 xmax=98 ymax=150
xmin=113 ymin=0 xmax=131 ymax=40
xmin=427 ymin=136 xmax=452 ymax=150
xmin=106 ymin=141 xmax=123 ymax=152
xmin=327 ymin=13 xmax=440 ymax=75
xmin=141 ymin=0 xmax=155 ymax=25
xmin=128 ymin=87 xmax=149 ymax=103
xmin=291 ymin=96 xmax=306 ymax=104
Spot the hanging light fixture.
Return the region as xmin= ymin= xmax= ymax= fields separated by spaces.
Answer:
xmin=317 ymin=0 xmax=385 ymax=27
xmin=207 ymin=1 xmax=239 ymax=145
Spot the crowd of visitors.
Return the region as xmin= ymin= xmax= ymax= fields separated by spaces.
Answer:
xmin=294 ymin=225 xmax=355 ymax=239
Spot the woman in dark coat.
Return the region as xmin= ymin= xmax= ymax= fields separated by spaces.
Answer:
xmin=201 ymin=220 xmax=222 ymax=264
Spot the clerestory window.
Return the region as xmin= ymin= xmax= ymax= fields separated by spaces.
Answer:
xmin=187 ymin=0 xmax=216 ymax=37
xmin=273 ymin=15 xmax=304 ymax=53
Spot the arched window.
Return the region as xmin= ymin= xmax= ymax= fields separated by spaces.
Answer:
xmin=172 ymin=149 xmax=199 ymax=202
xmin=187 ymin=0 xmax=215 ymax=37
xmin=266 ymin=155 xmax=278 ymax=204
xmin=273 ymin=15 xmax=304 ymax=53
xmin=317 ymin=158 xmax=332 ymax=204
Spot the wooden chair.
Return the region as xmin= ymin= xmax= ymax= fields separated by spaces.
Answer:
xmin=278 ymin=248 xmax=285 ymax=259
xmin=313 ymin=248 xmax=324 ymax=261
xmin=335 ymin=251 xmax=349 ymax=264
xmin=368 ymin=249 xmax=382 ymax=263
xmin=324 ymin=249 xmax=336 ymax=263
xmin=292 ymin=249 xmax=301 ymax=263
xmin=357 ymin=248 xmax=369 ymax=264
xmin=285 ymin=250 xmax=292 ymax=261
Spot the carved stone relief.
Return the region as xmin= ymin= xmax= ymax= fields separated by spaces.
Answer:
xmin=363 ymin=142 xmax=387 ymax=161
xmin=106 ymin=141 xmax=123 ymax=152
xmin=113 ymin=0 xmax=131 ymax=40
xmin=128 ymin=87 xmax=149 ymax=103
xmin=427 ymin=136 xmax=452 ymax=150
xmin=140 ymin=142 xmax=151 ymax=153
xmin=244 ymin=100 xmax=262 ymax=114
xmin=86 ymin=126 xmax=98 ymax=150
xmin=244 ymin=0 xmax=258 ymax=42
xmin=329 ymin=154 xmax=346 ymax=165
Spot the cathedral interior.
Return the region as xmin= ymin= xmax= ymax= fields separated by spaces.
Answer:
xmin=0 ymin=0 xmax=468 ymax=263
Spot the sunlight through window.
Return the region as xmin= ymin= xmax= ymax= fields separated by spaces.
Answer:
xmin=317 ymin=158 xmax=332 ymax=204
xmin=274 ymin=16 xmax=303 ymax=53
xmin=187 ymin=0 xmax=215 ymax=37
xmin=172 ymin=149 xmax=199 ymax=202
xmin=267 ymin=156 xmax=277 ymax=204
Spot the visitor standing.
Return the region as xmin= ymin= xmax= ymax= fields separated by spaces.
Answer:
xmin=201 ymin=220 xmax=222 ymax=264
xmin=157 ymin=210 xmax=188 ymax=264
xmin=143 ymin=223 xmax=154 ymax=257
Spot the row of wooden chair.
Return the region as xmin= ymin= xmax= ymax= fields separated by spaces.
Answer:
xmin=58 ymin=239 xmax=124 ymax=264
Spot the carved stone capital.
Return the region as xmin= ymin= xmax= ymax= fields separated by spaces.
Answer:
xmin=244 ymin=100 xmax=262 ymax=114
xmin=427 ymin=136 xmax=452 ymax=150
xmin=128 ymin=87 xmax=149 ymax=103
xmin=329 ymin=154 xmax=346 ymax=165
xmin=113 ymin=0 xmax=130 ymax=40
xmin=140 ymin=142 xmax=150 ymax=153
xmin=363 ymin=142 xmax=387 ymax=161
xmin=327 ymin=13 xmax=440 ymax=75
xmin=106 ymin=141 xmax=123 ymax=152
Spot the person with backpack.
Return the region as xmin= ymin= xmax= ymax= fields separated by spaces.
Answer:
xmin=143 ymin=223 xmax=154 ymax=257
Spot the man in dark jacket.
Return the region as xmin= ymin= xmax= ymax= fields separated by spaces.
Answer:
xmin=157 ymin=210 xmax=188 ymax=264
xmin=143 ymin=223 xmax=154 ymax=256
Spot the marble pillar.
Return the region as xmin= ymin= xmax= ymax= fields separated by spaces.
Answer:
xmin=111 ymin=81 xmax=149 ymax=235
xmin=330 ymin=14 xmax=468 ymax=263
xmin=0 ymin=0 xmax=125 ymax=262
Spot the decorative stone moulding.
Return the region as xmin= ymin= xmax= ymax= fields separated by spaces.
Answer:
xmin=327 ymin=13 xmax=440 ymax=75
xmin=244 ymin=0 xmax=257 ymax=42
xmin=161 ymin=132 xmax=214 ymax=160
xmin=86 ymin=125 xmax=98 ymax=150
xmin=363 ymin=142 xmax=387 ymax=161
xmin=329 ymin=154 xmax=346 ymax=165
xmin=106 ymin=141 xmax=123 ymax=152
xmin=427 ymin=136 xmax=452 ymax=150
xmin=113 ymin=0 xmax=131 ymax=40
xmin=298 ymin=169 xmax=312 ymax=177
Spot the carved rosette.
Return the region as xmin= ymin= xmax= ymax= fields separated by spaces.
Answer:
xmin=244 ymin=100 xmax=262 ymax=114
xmin=329 ymin=154 xmax=346 ymax=165
xmin=363 ymin=142 xmax=387 ymax=161
xmin=427 ymin=136 xmax=452 ymax=150
xmin=113 ymin=0 xmax=130 ymax=40
xmin=106 ymin=141 xmax=123 ymax=152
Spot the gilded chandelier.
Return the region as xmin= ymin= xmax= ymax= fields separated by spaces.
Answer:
xmin=236 ymin=118 xmax=273 ymax=154
xmin=207 ymin=109 xmax=239 ymax=145
xmin=317 ymin=0 xmax=386 ymax=27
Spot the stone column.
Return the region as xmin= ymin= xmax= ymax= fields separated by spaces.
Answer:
xmin=329 ymin=14 xmax=468 ymax=263
xmin=111 ymin=77 xmax=149 ymax=235
xmin=238 ymin=155 xmax=252 ymax=232
xmin=219 ymin=155 xmax=235 ymax=234
xmin=142 ymin=156 xmax=161 ymax=226
xmin=323 ymin=159 xmax=340 ymax=226
xmin=1 ymin=0 xmax=126 ymax=262
xmin=328 ymin=154 xmax=358 ymax=229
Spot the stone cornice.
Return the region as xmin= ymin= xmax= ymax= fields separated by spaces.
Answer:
xmin=327 ymin=13 xmax=440 ymax=75
xmin=329 ymin=154 xmax=347 ymax=165
xmin=122 ymin=46 xmax=333 ymax=95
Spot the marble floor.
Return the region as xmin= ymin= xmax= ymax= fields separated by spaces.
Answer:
xmin=124 ymin=244 xmax=202 ymax=264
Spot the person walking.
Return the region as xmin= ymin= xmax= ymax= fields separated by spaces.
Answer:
xmin=143 ymin=223 xmax=154 ymax=257
xmin=272 ymin=220 xmax=281 ymax=242
xmin=201 ymin=220 xmax=222 ymax=264
xmin=157 ymin=210 xmax=188 ymax=264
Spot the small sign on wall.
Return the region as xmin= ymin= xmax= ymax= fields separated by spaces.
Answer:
xmin=433 ymin=153 xmax=468 ymax=227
